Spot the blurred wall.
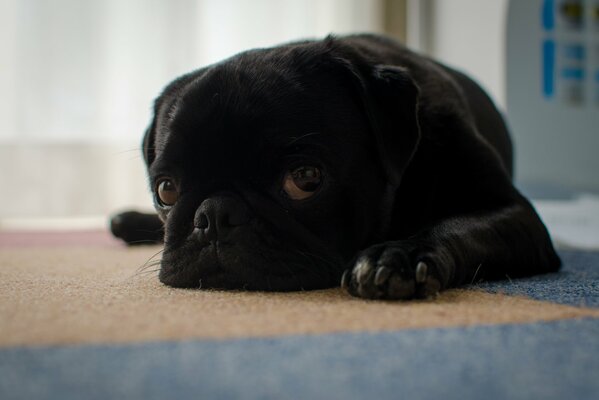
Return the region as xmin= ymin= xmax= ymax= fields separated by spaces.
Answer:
xmin=428 ymin=0 xmax=509 ymax=110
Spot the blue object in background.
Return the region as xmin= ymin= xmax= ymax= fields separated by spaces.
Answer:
xmin=561 ymin=67 xmax=585 ymax=80
xmin=543 ymin=40 xmax=556 ymax=97
xmin=507 ymin=0 xmax=599 ymax=193
xmin=542 ymin=0 xmax=556 ymax=30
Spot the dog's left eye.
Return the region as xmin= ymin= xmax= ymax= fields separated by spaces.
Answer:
xmin=155 ymin=178 xmax=179 ymax=207
xmin=283 ymin=166 xmax=322 ymax=200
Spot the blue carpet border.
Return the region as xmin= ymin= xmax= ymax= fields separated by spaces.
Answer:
xmin=1 ymin=317 xmax=598 ymax=400
xmin=474 ymin=250 xmax=599 ymax=307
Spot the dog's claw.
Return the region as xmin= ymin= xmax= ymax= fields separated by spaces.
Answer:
xmin=354 ymin=258 xmax=374 ymax=283
xmin=340 ymin=269 xmax=350 ymax=289
xmin=374 ymin=266 xmax=392 ymax=286
xmin=415 ymin=261 xmax=428 ymax=283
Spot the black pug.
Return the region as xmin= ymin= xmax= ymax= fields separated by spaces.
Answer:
xmin=111 ymin=34 xmax=560 ymax=300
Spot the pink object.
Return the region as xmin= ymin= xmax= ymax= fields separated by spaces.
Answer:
xmin=0 ymin=229 xmax=123 ymax=248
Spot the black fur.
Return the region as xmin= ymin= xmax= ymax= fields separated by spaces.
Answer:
xmin=110 ymin=34 xmax=560 ymax=299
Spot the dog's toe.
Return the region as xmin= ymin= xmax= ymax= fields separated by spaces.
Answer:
xmin=374 ymin=266 xmax=392 ymax=286
xmin=351 ymin=257 xmax=380 ymax=298
xmin=386 ymin=273 xmax=416 ymax=299
xmin=415 ymin=261 xmax=427 ymax=283
xmin=415 ymin=274 xmax=441 ymax=299
xmin=340 ymin=269 xmax=351 ymax=289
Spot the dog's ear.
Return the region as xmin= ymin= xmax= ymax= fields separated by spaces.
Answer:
xmin=343 ymin=61 xmax=421 ymax=186
xmin=142 ymin=119 xmax=157 ymax=167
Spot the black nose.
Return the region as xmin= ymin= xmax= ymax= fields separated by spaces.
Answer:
xmin=193 ymin=195 xmax=251 ymax=242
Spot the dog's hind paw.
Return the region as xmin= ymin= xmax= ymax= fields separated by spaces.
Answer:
xmin=341 ymin=243 xmax=442 ymax=300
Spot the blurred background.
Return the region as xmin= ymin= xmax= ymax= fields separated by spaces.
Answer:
xmin=0 ymin=0 xmax=597 ymax=230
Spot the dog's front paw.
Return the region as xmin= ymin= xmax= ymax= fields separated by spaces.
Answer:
xmin=341 ymin=243 xmax=442 ymax=300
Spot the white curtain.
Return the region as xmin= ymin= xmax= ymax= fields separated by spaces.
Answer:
xmin=0 ymin=0 xmax=383 ymax=221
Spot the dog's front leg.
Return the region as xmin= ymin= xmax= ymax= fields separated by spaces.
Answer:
xmin=342 ymin=199 xmax=561 ymax=300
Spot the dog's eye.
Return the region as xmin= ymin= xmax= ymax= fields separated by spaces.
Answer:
xmin=156 ymin=178 xmax=179 ymax=207
xmin=283 ymin=166 xmax=322 ymax=200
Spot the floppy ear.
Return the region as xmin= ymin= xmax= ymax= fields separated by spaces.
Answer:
xmin=142 ymin=120 xmax=157 ymax=167
xmin=349 ymin=63 xmax=421 ymax=186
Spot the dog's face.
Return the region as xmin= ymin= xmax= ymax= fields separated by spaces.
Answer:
xmin=144 ymin=40 xmax=420 ymax=290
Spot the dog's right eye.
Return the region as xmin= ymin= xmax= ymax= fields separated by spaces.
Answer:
xmin=283 ymin=166 xmax=322 ymax=200
xmin=156 ymin=178 xmax=179 ymax=207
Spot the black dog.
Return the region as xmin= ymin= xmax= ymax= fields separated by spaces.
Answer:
xmin=111 ymin=34 xmax=560 ymax=300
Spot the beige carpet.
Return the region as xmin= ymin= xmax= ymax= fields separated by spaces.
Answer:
xmin=2 ymin=243 xmax=598 ymax=348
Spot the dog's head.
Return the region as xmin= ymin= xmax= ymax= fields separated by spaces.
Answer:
xmin=143 ymin=37 xmax=420 ymax=290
